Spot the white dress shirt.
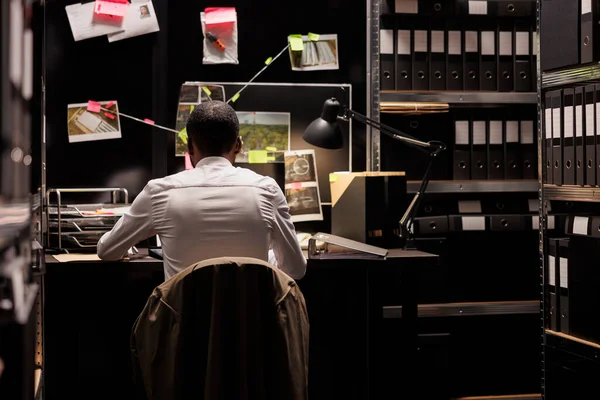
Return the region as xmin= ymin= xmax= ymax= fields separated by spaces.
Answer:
xmin=97 ymin=157 xmax=307 ymax=280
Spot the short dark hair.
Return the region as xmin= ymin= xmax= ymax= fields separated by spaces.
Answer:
xmin=186 ymin=101 xmax=239 ymax=156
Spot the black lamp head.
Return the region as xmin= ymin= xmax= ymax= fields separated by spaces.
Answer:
xmin=303 ymin=98 xmax=344 ymax=150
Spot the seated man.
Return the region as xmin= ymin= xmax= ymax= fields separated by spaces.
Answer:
xmin=97 ymin=101 xmax=306 ymax=280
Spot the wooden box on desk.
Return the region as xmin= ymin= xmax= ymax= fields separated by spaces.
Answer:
xmin=329 ymin=172 xmax=407 ymax=248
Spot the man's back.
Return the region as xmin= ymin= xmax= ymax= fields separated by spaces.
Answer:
xmin=97 ymin=157 xmax=306 ymax=280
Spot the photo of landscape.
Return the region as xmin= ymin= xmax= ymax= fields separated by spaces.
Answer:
xmin=235 ymin=112 xmax=290 ymax=163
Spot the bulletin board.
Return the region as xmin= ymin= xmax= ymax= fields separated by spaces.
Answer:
xmin=169 ymin=82 xmax=352 ymax=203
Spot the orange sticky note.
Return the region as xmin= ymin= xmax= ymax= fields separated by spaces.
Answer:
xmin=291 ymin=182 xmax=302 ymax=190
xmin=87 ymin=101 xmax=101 ymax=113
xmin=144 ymin=118 xmax=155 ymax=125
xmin=204 ymin=7 xmax=237 ymax=25
xmin=105 ymin=101 xmax=115 ymax=108
xmin=104 ymin=112 xmax=115 ymax=120
xmin=184 ymin=153 xmax=194 ymax=170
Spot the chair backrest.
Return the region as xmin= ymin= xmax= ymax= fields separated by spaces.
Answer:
xmin=131 ymin=257 xmax=309 ymax=400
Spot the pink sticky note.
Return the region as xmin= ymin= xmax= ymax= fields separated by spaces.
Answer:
xmin=87 ymin=101 xmax=101 ymax=113
xmin=184 ymin=153 xmax=194 ymax=170
xmin=105 ymin=101 xmax=115 ymax=109
xmin=291 ymin=182 xmax=302 ymax=190
xmin=144 ymin=118 xmax=155 ymax=125
xmin=104 ymin=112 xmax=115 ymax=120
xmin=94 ymin=0 xmax=128 ymax=17
xmin=204 ymin=7 xmax=237 ymax=25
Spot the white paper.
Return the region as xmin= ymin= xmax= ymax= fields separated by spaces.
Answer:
xmin=414 ymin=30 xmax=428 ymax=53
xmin=521 ymin=121 xmax=534 ymax=144
xmin=506 ymin=121 xmax=519 ymax=143
xmin=548 ymin=215 xmax=555 ymax=229
xmin=397 ymin=30 xmax=411 ymax=56
xmin=481 ymin=31 xmax=495 ymax=56
xmin=472 ymin=121 xmax=486 ymax=145
xmin=396 ymin=0 xmax=418 ymax=13
xmin=582 ymin=0 xmax=592 ymax=15
xmin=499 ymin=32 xmax=512 ymax=56
xmin=380 ymin=29 xmax=394 ymax=55
xmin=490 ymin=121 xmax=502 ymax=144
xmin=284 ymin=150 xmax=323 ymax=223
xmin=462 ymin=216 xmax=485 ymax=231
xmin=586 ymin=104 xmax=595 ymax=136
xmin=10 ymin=0 xmax=23 ymax=87
xmin=468 ymin=0 xmax=487 ymax=14
xmin=553 ymin=108 xmax=561 ymax=139
xmin=532 ymin=31 xmax=538 ymax=55
xmin=559 ymin=258 xmax=568 ymax=288
xmin=548 ymin=255 xmax=556 ymax=286
xmin=107 ymin=1 xmax=160 ymax=43
xmin=516 ymin=32 xmax=530 ymax=56
xmin=576 ymin=105 xmax=584 ymax=137
xmin=465 ymin=31 xmax=478 ymax=53
xmin=22 ymin=29 xmax=33 ymax=100
xmin=455 ymin=121 xmax=469 ymax=145
xmin=564 ymin=107 xmax=574 ymax=138
xmin=431 ymin=31 xmax=444 ymax=53
xmin=573 ymin=216 xmax=589 ymax=235
xmin=458 ymin=200 xmax=481 ymax=214
xmin=545 ymin=109 xmax=552 ymax=139
xmin=65 ymin=2 xmax=125 ymax=42
xmin=67 ymin=101 xmax=122 ymax=143
xmin=448 ymin=31 xmax=461 ymax=55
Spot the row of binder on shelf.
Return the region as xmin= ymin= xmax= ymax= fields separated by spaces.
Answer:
xmin=380 ymin=21 xmax=537 ymax=92
xmin=544 ymin=86 xmax=600 ymax=186
xmin=453 ymin=118 xmax=536 ymax=180
xmin=412 ymin=213 xmax=554 ymax=235
xmin=547 ymin=216 xmax=600 ymax=343
xmin=382 ymin=0 xmax=535 ymax=17
xmin=540 ymin=0 xmax=600 ymax=72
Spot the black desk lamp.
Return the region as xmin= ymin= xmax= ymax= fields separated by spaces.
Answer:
xmin=303 ymin=98 xmax=447 ymax=249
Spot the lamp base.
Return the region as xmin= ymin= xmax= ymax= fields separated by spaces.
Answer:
xmin=402 ymin=237 xmax=419 ymax=251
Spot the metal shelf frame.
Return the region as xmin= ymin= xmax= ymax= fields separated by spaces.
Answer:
xmin=407 ymin=180 xmax=539 ymax=194
xmin=543 ymin=185 xmax=600 ymax=202
xmin=542 ymin=62 xmax=600 ymax=89
xmin=381 ymin=91 xmax=537 ymax=106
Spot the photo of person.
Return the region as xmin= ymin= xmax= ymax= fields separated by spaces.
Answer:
xmin=285 ymin=152 xmax=316 ymax=184
xmin=139 ymin=5 xmax=151 ymax=18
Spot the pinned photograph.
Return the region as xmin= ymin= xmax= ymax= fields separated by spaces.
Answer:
xmin=107 ymin=1 xmax=160 ymax=43
xmin=139 ymin=4 xmax=151 ymax=18
xmin=288 ymin=34 xmax=339 ymax=71
xmin=284 ymin=149 xmax=323 ymax=222
xmin=67 ymin=101 xmax=121 ymax=143
xmin=235 ymin=112 xmax=290 ymax=163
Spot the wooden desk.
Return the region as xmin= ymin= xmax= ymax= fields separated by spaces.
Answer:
xmin=43 ymin=249 xmax=438 ymax=400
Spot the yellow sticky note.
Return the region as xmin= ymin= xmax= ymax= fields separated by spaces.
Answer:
xmin=266 ymin=156 xmax=275 ymax=161
xmin=329 ymin=174 xmax=338 ymax=183
xmin=248 ymin=150 xmax=268 ymax=164
xmin=265 ymin=146 xmax=277 ymax=151
xmin=178 ymin=128 xmax=188 ymax=144
xmin=265 ymin=57 xmax=273 ymax=65
xmin=308 ymin=32 xmax=320 ymax=41
xmin=231 ymin=93 xmax=240 ymax=103
xmin=190 ymin=105 xmax=195 ymax=112
xmin=288 ymin=34 xmax=304 ymax=51
xmin=202 ymin=86 xmax=212 ymax=96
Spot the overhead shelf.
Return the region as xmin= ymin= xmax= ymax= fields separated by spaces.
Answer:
xmin=544 ymin=185 xmax=600 ymax=202
xmin=546 ymin=330 xmax=600 ymax=361
xmin=380 ymin=91 xmax=537 ymax=107
xmin=409 ymin=180 xmax=538 ymax=194
xmin=542 ymin=62 xmax=600 ymax=89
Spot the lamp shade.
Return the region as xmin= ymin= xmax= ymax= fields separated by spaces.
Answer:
xmin=303 ymin=98 xmax=344 ymax=149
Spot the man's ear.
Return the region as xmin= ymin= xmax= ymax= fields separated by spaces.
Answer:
xmin=234 ymin=136 xmax=242 ymax=154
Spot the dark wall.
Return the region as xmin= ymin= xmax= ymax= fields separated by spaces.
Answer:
xmin=43 ymin=0 xmax=367 ymax=200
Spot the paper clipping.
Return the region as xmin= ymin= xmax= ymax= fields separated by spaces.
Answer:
xmin=65 ymin=2 xmax=125 ymax=42
xmin=175 ymin=82 xmax=226 ymax=156
xmin=236 ymin=112 xmax=290 ymax=163
xmin=67 ymin=101 xmax=121 ymax=143
xmin=284 ymin=150 xmax=323 ymax=222
xmin=288 ymin=34 xmax=339 ymax=71
xmin=107 ymin=1 xmax=159 ymax=42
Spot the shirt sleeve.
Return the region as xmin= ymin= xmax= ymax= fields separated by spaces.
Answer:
xmin=97 ymin=185 xmax=155 ymax=260
xmin=270 ymin=187 xmax=307 ymax=280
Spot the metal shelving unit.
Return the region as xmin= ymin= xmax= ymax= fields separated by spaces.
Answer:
xmin=542 ymin=62 xmax=600 ymax=89
xmin=408 ymin=180 xmax=538 ymax=194
xmin=381 ymin=91 xmax=537 ymax=106
xmin=543 ymin=185 xmax=600 ymax=202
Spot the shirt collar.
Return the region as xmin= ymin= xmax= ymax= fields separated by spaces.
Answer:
xmin=195 ymin=156 xmax=232 ymax=168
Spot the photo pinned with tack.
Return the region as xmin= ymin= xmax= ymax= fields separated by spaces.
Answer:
xmin=288 ymin=33 xmax=339 ymax=71
xmin=235 ymin=112 xmax=290 ymax=164
xmin=284 ymin=149 xmax=323 ymax=222
xmin=107 ymin=0 xmax=160 ymax=43
xmin=68 ymin=101 xmax=121 ymax=143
